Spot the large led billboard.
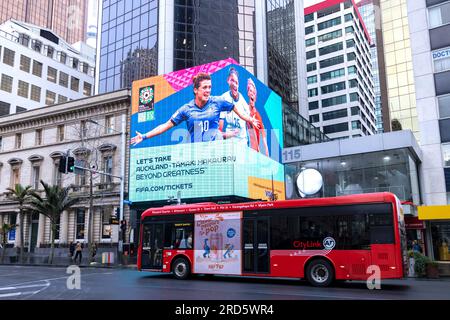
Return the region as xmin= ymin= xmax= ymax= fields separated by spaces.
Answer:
xmin=129 ymin=58 xmax=284 ymax=203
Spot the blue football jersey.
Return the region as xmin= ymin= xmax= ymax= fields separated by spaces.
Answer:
xmin=170 ymin=96 xmax=234 ymax=142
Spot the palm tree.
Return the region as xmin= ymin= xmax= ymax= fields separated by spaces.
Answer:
xmin=0 ymin=223 xmax=16 ymax=263
xmin=6 ymin=184 xmax=33 ymax=263
xmin=29 ymin=180 xmax=80 ymax=264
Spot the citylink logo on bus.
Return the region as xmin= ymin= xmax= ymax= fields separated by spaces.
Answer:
xmin=129 ymin=58 xmax=285 ymax=202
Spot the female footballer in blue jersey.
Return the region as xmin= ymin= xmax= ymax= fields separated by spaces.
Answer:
xmin=131 ymin=72 xmax=260 ymax=145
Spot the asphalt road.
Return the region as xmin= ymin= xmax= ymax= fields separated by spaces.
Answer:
xmin=0 ymin=265 xmax=449 ymax=300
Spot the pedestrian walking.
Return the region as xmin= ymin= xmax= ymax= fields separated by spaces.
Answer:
xmin=74 ymin=241 xmax=83 ymax=264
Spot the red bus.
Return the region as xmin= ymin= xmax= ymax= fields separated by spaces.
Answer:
xmin=137 ymin=192 xmax=407 ymax=287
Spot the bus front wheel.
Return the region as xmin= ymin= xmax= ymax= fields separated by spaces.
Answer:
xmin=172 ymin=257 xmax=191 ymax=280
xmin=305 ymin=259 xmax=334 ymax=287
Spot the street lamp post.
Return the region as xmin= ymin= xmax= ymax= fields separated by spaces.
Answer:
xmin=86 ymin=115 xmax=127 ymax=257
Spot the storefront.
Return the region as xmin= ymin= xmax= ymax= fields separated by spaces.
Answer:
xmin=418 ymin=205 xmax=450 ymax=261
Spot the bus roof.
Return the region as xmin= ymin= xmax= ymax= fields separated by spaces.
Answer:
xmin=141 ymin=192 xmax=398 ymax=220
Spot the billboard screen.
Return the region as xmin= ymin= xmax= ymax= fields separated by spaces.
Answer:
xmin=129 ymin=58 xmax=284 ymax=203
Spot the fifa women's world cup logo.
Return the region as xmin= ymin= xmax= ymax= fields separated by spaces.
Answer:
xmin=138 ymin=86 xmax=155 ymax=122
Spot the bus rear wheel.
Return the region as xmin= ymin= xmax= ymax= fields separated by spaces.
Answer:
xmin=305 ymin=259 xmax=334 ymax=287
xmin=172 ymin=257 xmax=191 ymax=280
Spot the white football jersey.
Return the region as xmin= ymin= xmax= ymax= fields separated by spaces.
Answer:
xmin=220 ymin=91 xmax=250 ymax=147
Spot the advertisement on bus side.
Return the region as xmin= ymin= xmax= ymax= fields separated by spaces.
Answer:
xmin=193 ymin=212 xmax=242 ymax=275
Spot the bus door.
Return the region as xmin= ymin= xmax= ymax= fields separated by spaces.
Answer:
xmin=243 ymin=217 xmax=270 ymax=273
xmin=141 ymin=223 xmax=164 ymax=270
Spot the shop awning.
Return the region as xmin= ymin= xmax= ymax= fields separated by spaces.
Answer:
xmin=418 ymin=205 xmax=450 ymax=220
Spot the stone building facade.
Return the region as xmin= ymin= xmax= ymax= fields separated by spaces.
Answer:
xmin=0 ymin=89 xmax=130 ymax=256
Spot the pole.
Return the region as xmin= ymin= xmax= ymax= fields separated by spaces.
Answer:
xmin=119 ymin=114 xmax=126 ymax=224
xmin=88 ymin=170 xmax=94 ymax=263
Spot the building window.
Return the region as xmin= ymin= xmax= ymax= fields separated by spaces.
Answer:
xmin=0 ymin=136 xmax=2 ymax=151
xmin=58 ymin=95 xmax=68 ymax=103
xmin=59 ymin=72 xmax=68 ymax=87
xmin=70 ymin=77 xmax=79 ymax=92
xmin=46 ymin=90 xmax=56 ymax=105
xmin=76 ymin=208 xmax=85 ymax=240
xmin=30 ymin=85 xmax=41 ymax=102
xmin=72 ymin=58 xmax=79 ymax=70
xmin=320 ymin=55 xmax=344 ymax=69
xmin=46 ymin=46 xmax=54 ymax=58
xmin=81 ymin=62 xmax=89 ymax=74
xmin=319 ymin=42 xmax=344 ymax=56
xmin=32 ymin=60 xmax=43 ymax=77
xmin=439 ymin=94 xmax=450 ymax=118
xmin=58 ymin=52 xmax=67 ymax=64
xmin=307 ymin=75 xmax=317 ymax=84
xmin=309 ymin=114 xmax=320 ymax=123
xmin=80 ymin=120 xmax=87 ymax=138
xmin=352 ymin=120 xmax=362 ymax=130
xmin=17 ymin=80 xmax=29 ymax=98
xmin=20 ymin=55 xmax=31 ymax=72
xmin=54 ymin=162 xmax=62 ymax=187
xmin=15 ymin=133 xmax=22 ymax=149
xmin=321 ymin=68 xmax=345 ymax=81
xmin=102 ymin=155 xmax=113 ymax=184
xmin=323 ymin=109 xmax=348 ymax=121
xmin=308 ymin=88 xmax=318 ymax=97
xmin=18 ymin=34 xmax=30 ymax=47
xmin=2 ymin=48 xmax=15 ymax=66
xmin=32 ymin=40 xmax=42 ymax=53
xmin=307 ymin=62 xmax=317 ymax=72
xmin=57 ymin=125 xmax=65 ymax=142
xmin=323 ymin=122 xmax=349 ymax=134
xmin=32 ymin=165 xmax=40 ymax=190
xmin=318 ymin=30 xmax=342 ymax=43
xmin=35 ymin=129 xmax=42 ymax=146
xmin=0 ymin=101 xmax=9 ymax=116
xmin=309 ymin=101 xmax=319 ymax=110
xmin=443 ymin=144 xmax=450 ymax=167
xmin=11 ymin=167 xmax=20 ymax=188
xmin=351 ymin=106 xmax=360 ymax=116
xmin=105 ymin=115 xmax=115 ymax=134
xmin=83 ymin=82 xmax=92 ymax=96
xmin=429 ymin=2 xmax=450 ymax=29
xmin=305 ymin=13 xmax=314 ymax=23
xmin=305 ymin=25 xmax=315 ymax=35
xmin=318 ymin=17 xmax=341 ymax=31
xmin=350 ymin=92 xmax=359 ymax=102
xmin=47 ymin=67 xmax=57 ymax=83
xmin=322 ymin=95 xmax=347 ymax=108
xmin=321 ymin=81 xmax=346 ymax=94
xmin=348 ymin=66 xmax=357 ymax=74
xmin=306 ymin=50 xmax=316 ymax=59
xmin=1 ymin=74 xmax=13 ymax=93
xmin=440 ymin=118 xmax=450 ymax=142
xmin=305 ymin=38 xmax=316 ymax=47
xmin=101 ymin=208 xmax=112 ymax=239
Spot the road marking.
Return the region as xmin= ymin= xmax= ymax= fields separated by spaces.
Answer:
xmin=0 ymin=290 xmax=42 ymax=298
xmin=0 ymin=283 xmax=50 ymax=291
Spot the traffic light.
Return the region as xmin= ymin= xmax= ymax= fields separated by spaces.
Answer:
xmin=58 ymin=156 xmax=67 ymax=173
xmin=67 ymin=156 xmax=75 ymax=173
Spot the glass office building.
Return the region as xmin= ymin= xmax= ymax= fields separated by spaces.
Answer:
xmin=98 ymin=0 xmax=158 ymax=93
xmin=380 ymin=0 xmax=418 ymax=136
xmin=0 ymin=0 xmax=88 ymax=44
xmin=98 ymin=0 xmax=257 ymax=93
xmin=266 ymin=0 xmax=299 ymax=111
